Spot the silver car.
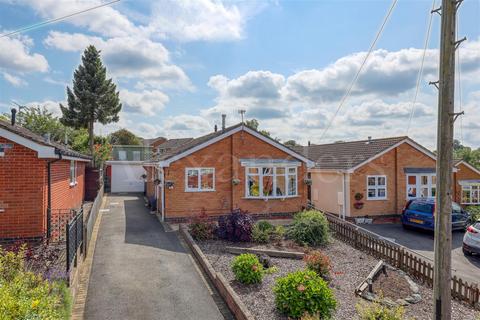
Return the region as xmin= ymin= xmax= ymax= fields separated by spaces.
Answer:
xmin=463 ymin=220 xmax=480 ymax=256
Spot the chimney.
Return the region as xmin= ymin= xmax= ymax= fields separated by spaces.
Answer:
xmin=10 ymin=108 xmax=17 ymax=126
xmin=214 ymin=124 xmax=218 ymax=132
xmin=221 ymin=114 xmax=226 ymax=131
xmin=366 ymin=136 xmax=372 ymax=145
xmin=43 ymin=133 xmax=51 ymax=144
xmin=308 ymin=141 xmax=311 ymax=146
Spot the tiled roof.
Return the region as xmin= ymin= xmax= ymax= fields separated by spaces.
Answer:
xmin=293 ymin=136 xmax=410 ymax=170
xmin=156 ymin=138 xmax=194 ymax=151
xmin=0 ymin=119 xmax=91 ymax=160
xmin=155 ymin=123 xmax=244 ymax=161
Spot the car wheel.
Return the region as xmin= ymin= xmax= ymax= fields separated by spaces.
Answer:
xmin=463 ymin=247 xmax=473 ymax=256
xmin=402 ymin=223 xmax=411 ymax=230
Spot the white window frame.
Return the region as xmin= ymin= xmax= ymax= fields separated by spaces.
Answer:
xmin=406 ymin=173 xmax=436 ymax=200
xmin=461 ymin=184 xmax=480 ymax=205
xmin=366 ymin=175 xmax=387 ymax=200
xmin=245 ymin=166 xmax=298 ymax=199
xmin=70 ymin=160 xmax=77 ymax=186
xmin=132 ymin=150 xmax=141 ymax=161
xmin=118 ymin=150 xmax=127 ymax=161
xmin=185 ymin=168 xmax=215 ymax=192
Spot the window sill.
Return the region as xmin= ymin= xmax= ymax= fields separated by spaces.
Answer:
xmin=367 ymin=198 xmax=388 ymax=201
xmin=242 ymin=195 xmax=300 ymax=200
xmin=184 ymin=189 xmax=216 ymax=193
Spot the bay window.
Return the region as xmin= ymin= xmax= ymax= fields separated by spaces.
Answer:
xmin=407 ymin=174 xmax=436 ymax=199
xmin=366 ymin=175 xmax=387 ymax=200
xmin=246 ymin=166 xmax=297 ymax=198
xmin=462 ymin=184 xmax=480 ymax=204
xmin=185 ymin=168 xmax=215 ymax=192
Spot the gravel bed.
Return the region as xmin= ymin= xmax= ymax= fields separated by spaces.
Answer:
xmin=197 ymin=239 xmax=480 ymax=320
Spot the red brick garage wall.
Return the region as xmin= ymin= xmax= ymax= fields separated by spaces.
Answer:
xmin=163 ymin=130 xmax=308 ymax=219
xmin=0 ymin=137 xmax=47 ymax=239
xmin=50 ymin=160 xmax=85 ymax=211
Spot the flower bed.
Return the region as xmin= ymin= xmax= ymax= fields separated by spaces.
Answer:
xmin=186 ymin=210 xmax=479 ymax=319
xmin=197 ymin=239 xmax=479 ymax=320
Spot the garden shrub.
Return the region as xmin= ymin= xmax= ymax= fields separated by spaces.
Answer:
xmin=272 ymin=225 xmax=286 ymax=241
xmin=188 ymin=210 xmax=216 ymax=240
xmin=217 ymin=209 xmax=254 ymax=242
xmin=231 ymin=254 xmax=263 ymax=284
xmin=252 ymin=221 xmax=273 ymax=243
xmin=466 ymin=205 xmax=480 ymax=223
xmin=287 ymin=210 xmax=330 ymax=246
xmin=273 ymin=270 xmax=336 ymax=319
xmin=0 ymin=247 xmax=71 ymax=320
xmin=303 ymin=250 xmax=331 ymax=279
xmin=356 ymin=300 xmax=405 ymax=320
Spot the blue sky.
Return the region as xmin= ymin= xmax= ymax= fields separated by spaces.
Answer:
xmin=0 ymin=0 xmax=479 ymax=149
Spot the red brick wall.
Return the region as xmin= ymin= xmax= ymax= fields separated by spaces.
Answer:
xmin=349 ymin=142 xmax=436 ymax=217
xmin=0 ymin=137 xmax=47 ymax=239
xmin=50 ymin=160 xmax=85 ymax=211
xmin=163 ymin=130 xmax=307 ymax=219
xmin=0 ymin=136 xmax=87 ymax=240
xmin=454 ymin=163 xmax=480 ymax=205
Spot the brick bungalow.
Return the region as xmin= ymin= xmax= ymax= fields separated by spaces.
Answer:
xmin=144 ymin=122 xmax=313 ymax=222
xmin=0 ymin=119 xmax=91 ymax=241
xmin=294 ymin=136 xmax=480 ymax=221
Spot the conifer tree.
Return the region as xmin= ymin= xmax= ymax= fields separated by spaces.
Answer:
xmin=60 ymin=45 xmax=121 ymax=159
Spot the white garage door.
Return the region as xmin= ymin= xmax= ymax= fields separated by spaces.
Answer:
xmin=111 ymin=164 xmax=145 ymax=193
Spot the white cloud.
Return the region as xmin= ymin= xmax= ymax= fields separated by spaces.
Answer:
xmin=0 ymin=35 xmax=48 ymax=73
xmin=149 ymin=0 xmax=245 ymax=41
xmin=2 ymin=72 xmax=27 ymax=87
xmin=120 ymin=89 xmax=169 ymax=116
xmin=17 ymin=0 xmax=144 ymax=38
xmin=44 ymin=31 xmax=192 ymax=90
xmin=24 ymin=100 xmax=63 ymax=117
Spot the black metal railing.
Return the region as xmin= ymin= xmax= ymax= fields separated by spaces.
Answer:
xmin=66 ymin=208 xmax=83 ymax=273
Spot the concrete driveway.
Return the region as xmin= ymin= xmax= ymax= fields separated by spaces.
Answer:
xmin=361 ymin=223 xmax=480 ymax=285
xmin=84 ymin=194 xmax=226 ymax=320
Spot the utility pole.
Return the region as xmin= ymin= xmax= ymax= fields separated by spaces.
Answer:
xmin=433 ymin=1 xmax=464 ymax=319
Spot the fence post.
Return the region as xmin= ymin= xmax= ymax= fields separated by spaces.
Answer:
xmin=66 ymin=221 xmax=70 ymax=274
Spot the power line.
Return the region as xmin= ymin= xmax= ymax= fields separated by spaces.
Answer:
xmin=0 ymin=0 xmax=122 ymax=39
xmin=318 ymin=0 xmax=399 ymax=142
xmin=406 ymin=0 xmax=436 ymax=136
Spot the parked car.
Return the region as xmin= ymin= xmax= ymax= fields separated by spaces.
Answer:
xmin=463 ymin=220 xmax=480 ymax=256
xmin=401 ymin=199 xmax=470 ymax=231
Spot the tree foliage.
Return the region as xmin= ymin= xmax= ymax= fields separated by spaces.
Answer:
xmin=60 ymin=45 xmax=121 ymax=156
xmin=2 ymin=105 xmax=111 ymax=165
xmin=453 ymin=139 xmax=480 ymax=169
xmin=284 ymin=140 xmax=299 ymax=147
xmin=109 ymin=129 xmax=142 ymax=145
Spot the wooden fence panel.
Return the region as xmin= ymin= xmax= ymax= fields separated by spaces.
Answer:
xmin=325 ymin=214 xmax=479 ymax=309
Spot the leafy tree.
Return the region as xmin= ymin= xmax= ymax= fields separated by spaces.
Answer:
xmin=109 ymin=128 xmax=142 ymax=145
xmin=453 ymin=139 xmax=480 ymax=169
xmin=60 ymin=45 xmax=121 ymax=158
xmin=3 ymin=106 xmax=74 ymax=144
xmin=0 ymin=113 xmax=8 ymax=121
xmin=284 ymin=140 xmax=298 ymax=147
xmin=245 ymin=119 xmax=273 ymax=138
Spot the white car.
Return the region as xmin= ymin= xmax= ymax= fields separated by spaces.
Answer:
xmin=463 ymin=220 xmax=480 ymax=256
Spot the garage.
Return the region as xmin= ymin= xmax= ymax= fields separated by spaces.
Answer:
xmin=107 ymin=161 xmax=145 ymax=193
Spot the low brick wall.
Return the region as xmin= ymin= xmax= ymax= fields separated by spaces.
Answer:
xmin=167 ymin=211 xmax=295 ymax=224
xmin=179 ymin=226 xmax=255 ymax=320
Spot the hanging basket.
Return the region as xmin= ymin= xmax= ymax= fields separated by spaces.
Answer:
xmin=354 ymin=202 xmax=364 ymax=210
xmin=354 ymin=192 xmax=364 ymax=201
xmin=232 ymin=178 xmax=241 ymax=186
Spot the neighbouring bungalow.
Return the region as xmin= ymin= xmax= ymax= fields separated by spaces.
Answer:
xmin=144 ymin=120 xmax=313 ymax=222
xmin=0 ymin=119 xmax=91 ymax=241
xmin=294 ymin=136 xmax=480 ymax=222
